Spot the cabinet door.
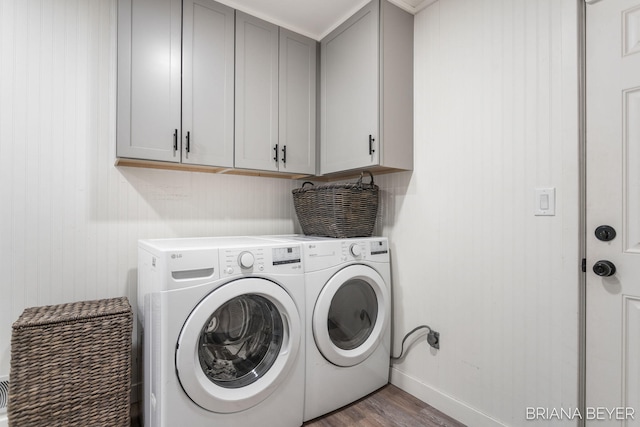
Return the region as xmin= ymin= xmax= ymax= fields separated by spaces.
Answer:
xmin=235 ymin=12 xmax=279 ymax=171
xmin=117 ymin=0 xmax=181 ymax=162
xmin=279 ymin=29 xmax=317 ymax=175
xmin=182 ymin=0 xmax=235 ymax=167
xmin=320 ymin=0 xmax=379 ymax=175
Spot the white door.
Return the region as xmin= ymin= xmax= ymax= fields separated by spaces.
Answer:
xmin=312 ymin=265 xmax=389 ymax=367
xmin=175 ymin=278 xmax=301 ymax=413
xmin=586 ymin=0 xmax=640 ymax=422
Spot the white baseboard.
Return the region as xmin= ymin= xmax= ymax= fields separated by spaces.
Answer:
xmin=0 ymin=414 xmax=7 ymax=427
xmin=390 ymin=367 xmax=509 ymax=427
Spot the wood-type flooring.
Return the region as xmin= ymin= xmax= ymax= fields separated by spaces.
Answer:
xmin=302 ymin=384 xmax=466 ymax=427
xmin=131 ymin=384 xmax=465 ymax=427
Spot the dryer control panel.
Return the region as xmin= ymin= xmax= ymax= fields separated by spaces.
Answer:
xmin=369 ymin=239 xmax=389 ymax=255
xmin=303 ymin=237 xmax=389 ymax=272
xmin=342 ymin=239 xmax=388 ymax=261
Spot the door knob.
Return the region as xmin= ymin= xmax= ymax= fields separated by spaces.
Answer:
xmin=593 ymin=260 xmax=616 ymax=277
xmin=595 ymin=225 xmax=616 ymax=242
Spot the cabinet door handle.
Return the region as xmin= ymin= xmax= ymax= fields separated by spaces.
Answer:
xmin=186 ymin=131 xmax=191 ymax=153
xmin=282 ymin=145 xmax=287 ymax=164
xmin=273 ymin=144 xmax=279 ymax=162
xmin=369 ymin=135 xmax=376 ymax=155
xmin=173 ymin=129 xmax=178 ymax=153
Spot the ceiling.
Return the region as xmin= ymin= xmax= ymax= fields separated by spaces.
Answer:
xmin=216 ymin=0 xmax=437 ymax=40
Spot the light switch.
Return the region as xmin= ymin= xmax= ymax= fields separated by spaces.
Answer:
xmin=540 ymin=194 xmax=549 ymax=210
xmin=535 ymin=188 xmax=555 ymax=216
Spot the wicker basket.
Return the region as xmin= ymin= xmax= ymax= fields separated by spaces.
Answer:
xmin=292 ymin=170 xmax=379 ymax=238
xmin=8 ymin=297 xmax=133 ymax=427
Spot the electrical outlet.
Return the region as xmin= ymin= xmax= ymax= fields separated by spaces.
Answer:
xmin=427 ymin=330 xmax=440 ymax=350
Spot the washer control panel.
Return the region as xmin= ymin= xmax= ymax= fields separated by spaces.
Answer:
xmin=273 ymin=246 xmax=301 ymax=265
xmin=220 ymin=245 xmax=302 ymax=276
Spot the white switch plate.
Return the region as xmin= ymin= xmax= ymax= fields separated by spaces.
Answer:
xmin=534 ymin=188 xmax=556 ymax=216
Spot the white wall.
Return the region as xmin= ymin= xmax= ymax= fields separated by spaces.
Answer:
xmin=0 ymin=0 xmax=581 ymax=426
xmin=375 ymin=0 xmax=581 ymax=425
xmin=0 ymin=0 xmax=299 ymax=408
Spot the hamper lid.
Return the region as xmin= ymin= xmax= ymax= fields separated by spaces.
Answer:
xmin=12 ymin=297 xmax=132 ymax=329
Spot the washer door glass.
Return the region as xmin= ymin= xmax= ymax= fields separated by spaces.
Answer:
xmin=198 ymin=294 xmax=283 ymax=388
xmin=328 ymin=279 xmax=378 ymax=350
xmin=176 ymin=278 xmax=301 ymax=413
xmin=313 ymin=265 xmax=389 ymax=367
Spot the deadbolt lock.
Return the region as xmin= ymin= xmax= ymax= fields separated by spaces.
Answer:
xmin=595 ymin=225 xmax=616 ymax=242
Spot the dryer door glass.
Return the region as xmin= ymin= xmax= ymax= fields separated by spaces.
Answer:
xmin=327 ymin=279 xmax=378 ymax=350
xmin=198 ymin=294 xmax=283 ymax=388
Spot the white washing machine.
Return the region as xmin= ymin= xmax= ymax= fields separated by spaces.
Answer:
xmin=137 ymin=236 xmax=305 ymax=427
xmin=294 ymin=236 xmax=391 ymax=422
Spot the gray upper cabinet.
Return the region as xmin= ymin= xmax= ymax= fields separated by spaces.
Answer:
xmin=278 ymin=29 xmax=317 ymax=175
xmin=234 ymin=12 xmax=280 ymax=172
xmin=182 ymin=0 xmax=235 ymax=167
xmin=235 ymin=14 xmax=317 ymax=175
xmin=117 ymin=0 xmax=234 ymax=167
xmin=118 ymin=0 xmax=182 ymax=163
xmin=320 ymin=0 xmax=413 ymax=176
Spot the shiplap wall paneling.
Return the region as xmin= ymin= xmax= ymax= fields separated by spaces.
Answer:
xmin=376 ymin=0 xmax=580 ymax=426
xmin=0 ymin=3 xmax=299 ymax=422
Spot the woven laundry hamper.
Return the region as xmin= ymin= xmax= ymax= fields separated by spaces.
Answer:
xmin=8 ymin=297 xmax=133 ymax=427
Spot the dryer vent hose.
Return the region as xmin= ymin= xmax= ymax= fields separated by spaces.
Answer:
xmin=390 ymin=325 xmax=434 ymax=361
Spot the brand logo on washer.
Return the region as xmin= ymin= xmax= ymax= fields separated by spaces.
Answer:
xmin=171 ymin=253 xmax=183 ymax=259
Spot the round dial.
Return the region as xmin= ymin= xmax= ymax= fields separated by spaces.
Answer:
xmin=238 ymin=251 xmax=255 ymax=269
xmin=349 ymin=244 xmax=362 ymax=258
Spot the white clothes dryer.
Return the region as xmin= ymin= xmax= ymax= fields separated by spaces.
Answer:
xmin=137 ymin=237 xmax=305 ymax=427
xmin=294 ymin=236 xmax=391 ymax=422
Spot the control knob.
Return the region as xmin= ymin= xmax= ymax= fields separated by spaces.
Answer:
xmin=349 ymin=244 xmax=362 ymax=258
xmin=238 ymin=251 xmax=255 ymax=269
